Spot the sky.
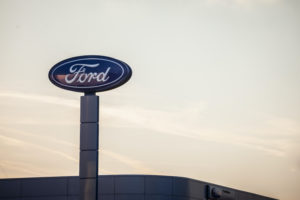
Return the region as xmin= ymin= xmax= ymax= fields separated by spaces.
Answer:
xmin=0 ymin=0 xmax=299 ymax=199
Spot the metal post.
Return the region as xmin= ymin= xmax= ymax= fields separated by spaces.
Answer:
xmin=80 ymin=93 xmax=99 ymax=200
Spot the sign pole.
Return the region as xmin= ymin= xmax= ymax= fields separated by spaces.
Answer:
xmin=79 ymin=92 xmax=99 ymax=200
xmin=49 ymin=55 xmax=132 ymax=200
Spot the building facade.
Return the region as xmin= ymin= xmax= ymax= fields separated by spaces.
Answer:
xmin=0 ymin=175 xmax=276 ymax=200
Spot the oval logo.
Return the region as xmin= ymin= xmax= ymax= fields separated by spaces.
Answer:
xmin=49 ymin=55 xmax=132 ymax=93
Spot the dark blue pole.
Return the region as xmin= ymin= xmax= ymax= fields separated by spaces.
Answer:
xmin=79 ymin=93 xmax=99 ymax=200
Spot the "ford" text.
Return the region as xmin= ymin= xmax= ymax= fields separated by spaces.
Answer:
xmin=65 ymin=63 xmax=110 ymax=84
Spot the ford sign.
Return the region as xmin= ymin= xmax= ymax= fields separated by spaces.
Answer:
xmin=49 ymin=55 xmax=132 ymax=93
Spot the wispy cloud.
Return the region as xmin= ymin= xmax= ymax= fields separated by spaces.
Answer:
xmin=0 ymin=111 xmax=157 ymax=177
xmin=0 ymin=161 xmax=45 ymax=177
xmin=0 ymin=126 xmax=77 ymax=148
xmin=1 ymin=91 xmax=294 ymax=157
xmin=0 ymin=125 xmax=158 ymax=174
xmin=206 ymin=0 xmax=280 ymax=7
xmin=103 ymin=105 xmax=294 ymax=157
xmin=102 ymin=149 xmax=158 ymax=174
xmin=0 ymin=90 xmax=298 ymax=176
xmin=0 ymin=134 xmax=78 ymax=162
xmin=0 ymin=91 xmax=79 ymax=108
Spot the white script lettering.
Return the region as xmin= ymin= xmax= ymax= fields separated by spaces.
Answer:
xmin=65 ymin=63 xmax=110 ymax=84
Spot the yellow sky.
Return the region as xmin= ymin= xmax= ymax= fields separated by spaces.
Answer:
xmin=0 ymin=0 xmax=299 ymax=200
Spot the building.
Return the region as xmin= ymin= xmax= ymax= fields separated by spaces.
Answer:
xmin=0 ymin=175 xmax=276 ymax=200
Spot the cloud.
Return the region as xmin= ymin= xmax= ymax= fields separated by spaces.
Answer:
xmin=103 ymin=105 xmax=294 ymax=157
xmin=1 ymin=90 xmax=293 ymax=158
xmin=0 ymin=91 xmax=79 ymax=108
xmin=205 ymin=0 xmax=280 ymax=7
xmin=0 ymin=121 xmax=156 ymax=176
xmin=0 ymin=90 xmax=298 ymax=174
xmin=0 ymin=134 xmax=78 ymax=162
xmin=102 ymin=149 xmax=158 ymax=174
xmin=0 ymin=126 xmax=77 ymax=148
xmin=0 ymin=161 xmax=45 ymax=177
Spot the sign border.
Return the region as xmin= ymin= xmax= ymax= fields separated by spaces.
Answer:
xmin=48 ymin=55 xmax=132 ymax=93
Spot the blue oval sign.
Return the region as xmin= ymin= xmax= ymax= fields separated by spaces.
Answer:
xmin=49 ymin=55 xmax=132 ymax=93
